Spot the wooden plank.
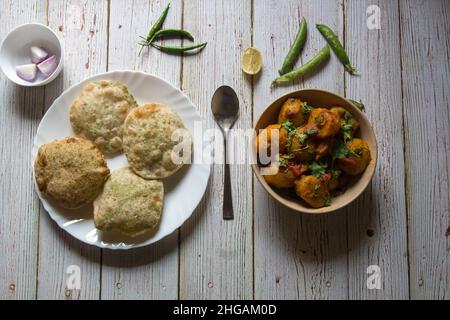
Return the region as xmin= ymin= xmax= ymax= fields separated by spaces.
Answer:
xmin=399 ymin=0 xmax=450 ymax=300
xmin=100 ymin=0 xmax=181 ymax=300
xmin=0 ymin=0 xmax=46 ymax=300
xmin=345 ymin=0 xmax=409 ymax=299
xmin=36 ymin=0 xmax=108 ymax=300
xmin=253 ymin=0 xmax=349 ymax=299
xmin=179 ymin=0 xmax=253 ymax=299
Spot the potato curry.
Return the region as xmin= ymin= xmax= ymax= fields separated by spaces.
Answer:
xmin=257 ymin=98 xmax=371 ymax=208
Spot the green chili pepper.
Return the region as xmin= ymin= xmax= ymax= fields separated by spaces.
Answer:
xmin=153 ymin=29 xmax=194 ymax=41
xmin=139 ymin=4 xmax=170 ymax=54
xmin=316 ymin=23 xmax=358 ymax=75
xmin=279 ymin=17 xmax=307 ymax=75
xmin=272 ymin=45 xmax=330 ymax=86
xmin=151 ymin=42 xmax=207 ymax=53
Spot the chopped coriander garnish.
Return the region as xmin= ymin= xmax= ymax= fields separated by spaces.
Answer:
xmin=343 ymin=112 xmax=352 ymax=121
xmin=312 ymin=184 xmax=320 ymax=198
xmin=348 ymin=148 xmax=362 ymax=158
xmin=332 ymin=141 xmax=362 ymax=161
xmin=277 ymin=155 xmax=286 ymax=167
xmin=281 ymin=120 xmax=296 ymax=134
xmin=281 ymin=120 xmax=296 ymax=149
xmin=324 ymin=193 xmax=331 ymax=206
xmin=302 ymin=103 xmax=313 ymax=115
xmin=287 ymin=132 xmax=296 ymax=149
xmin=277 ymin=156 xmax=287 ymax=167
xmin=341 ymin=119 xmax=354 ymax=142
xmin=331 ymin=169 xmax=341 ymax=179
xmin=306 ymin=128 xmax=318 ymax=136
xmin=343 ymin=132 xmax=353 ymax=142
xmin=277 ymin=154 xmax=293 ymax=167
xmin=308 ymin=147 xmax=316 ymax=155
xmin=298 ymin=132 xmax=308 ymax=144
xmin=315 ymin=115 xmax=324 ymax=125
xmin=341 ymin=123 xmax=353 ymax=131
xmin=331 ymin=141 xmax=349 ymax=162
xmin=309 ymin=161 xmax=327 ymax=178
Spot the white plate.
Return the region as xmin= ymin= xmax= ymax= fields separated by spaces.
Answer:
xmin=32 ymin=70 xmax=210 ymax=249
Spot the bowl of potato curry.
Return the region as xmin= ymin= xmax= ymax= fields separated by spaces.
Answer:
xmin=252 ymin=89 xmax=377 ymax=214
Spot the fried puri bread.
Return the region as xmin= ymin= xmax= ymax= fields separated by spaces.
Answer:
xmin=70 ymin=80 xmax=137 ymax=154
xmin=93 ymin=168 xmax=164 ymax=236
xmin=34 ymin=136 xmax=110 ymax=209
xmin=123 ymin=103 xmax=192 ymax=179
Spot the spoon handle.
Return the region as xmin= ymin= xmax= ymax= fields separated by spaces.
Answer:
xmin=223 ymin=134 xmax=234 ymax=220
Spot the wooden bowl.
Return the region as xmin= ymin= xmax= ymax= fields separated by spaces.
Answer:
xmin=251 ymin=89 xmax=377 ymax=214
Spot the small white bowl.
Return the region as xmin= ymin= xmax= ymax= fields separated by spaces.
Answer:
xmin=0 ymin=23 xmax=63 ymax=87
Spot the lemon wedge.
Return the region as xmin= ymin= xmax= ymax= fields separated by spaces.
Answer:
xmin=242 ymin=47 xmax=262 ymax=75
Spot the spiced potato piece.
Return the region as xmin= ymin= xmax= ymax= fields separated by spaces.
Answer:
xmin=289 ymin=127 xmax=316 ymax=162
xmin=315 ymin=138 xmax=337 ymax=161
xmin=257 ymin=124 xmax=288 ymax=155
xmin=337 ymin=138 xmax=371 ymax=175
xmin=277 ymin=98 xmax=308 ymax=127
xmin=295 ymin=175 xmax=330 ymax=208
xmin=328 ymin=171 xmax=340 ymax=191
xmin=263 ymin=165 xmax=296 ymax=189
xmin=330 ymin=106 xmax=360 ymax=140
xmin=306 ymin=108 xmax=341 ymax=139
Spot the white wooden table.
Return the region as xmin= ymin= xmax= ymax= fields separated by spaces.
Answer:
xmin=0 ymin=0 xmax=448 ymax=300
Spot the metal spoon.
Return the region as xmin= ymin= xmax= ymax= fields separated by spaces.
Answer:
xmin=211 ymin=85 xmax=239 ymax=220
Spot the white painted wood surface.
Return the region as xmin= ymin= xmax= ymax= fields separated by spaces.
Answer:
xmin=345 ymin=0 xmax=409 ymax=299
xmin=399 ymin=0 xmax=449 ymax=300
xmin=179 ymin=0 xmax=253 ymax=299
xmin=0 ymin=0 xmax=448 ymax=300
xmin=0 ymin=0 xmax=45 ymax=300
xmin=37 ymin=0 xmax=108 ymax=300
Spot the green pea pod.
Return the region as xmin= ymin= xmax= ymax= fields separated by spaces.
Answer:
xmin=272 ymin=45 xmax=330 ymax=86
xmin=139 ymin=3 xmax=170 ymax=53
xmin=153 ymin=29 xmax=194 ymax=41
xmin=152 ymin=42 xmax=207 ymax=53
xmin=349 ymin=99 xmax=365 ymax=112
xmin=316 ymin=23 xmax=358 ymax=75
xmin=279 ymin=17 xmax=307 ymax=75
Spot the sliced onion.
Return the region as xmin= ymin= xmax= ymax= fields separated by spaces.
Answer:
xmin=30 ymin=46 xmax=49 ymax=64
xmin=37 ymin=55 xmax=58 ymax=76
xmin=16 ymin=64 xmax=37 ymax=81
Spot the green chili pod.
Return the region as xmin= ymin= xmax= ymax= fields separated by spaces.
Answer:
xmin=316 ymin=23 xmax=358 ymax=75
xmin=272 ymin=45 xmax=330 ymax=86
xmin=279 ymin=17 xmax=307 ymax=75
xmin=139 ymin=4 xmax=170 ymax=53
xmin=151 ymin=42 xmax=207 ymax=53
xmin=146 ymin=4 xmax=170 ymax=42
xmin=153 ymin=29 xmax=194 ymax=41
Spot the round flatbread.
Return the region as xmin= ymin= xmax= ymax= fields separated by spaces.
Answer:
xmin=70 ymin=80 xmax=137 ymax=154
xmin=34 ymin=136 xmax=110 ymax=209
xmin=93 ymin=168 xmax=164 ymax=237
xmin=123 ymin=103 xmax=192 ymax=179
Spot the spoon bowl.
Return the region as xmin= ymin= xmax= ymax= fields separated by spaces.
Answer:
xmin=211 ymin=85 xmax=239 ymax=131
